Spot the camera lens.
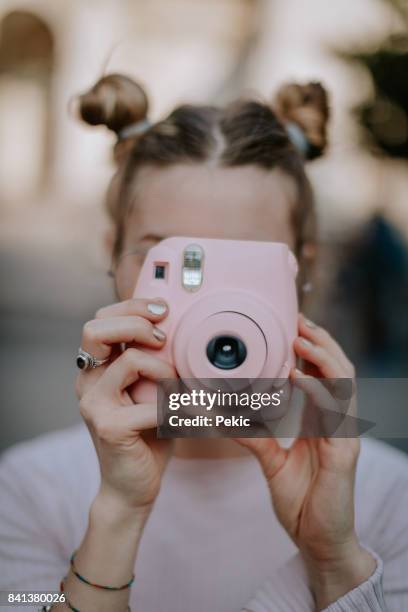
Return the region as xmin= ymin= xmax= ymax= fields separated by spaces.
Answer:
xmin=206 ymin=336 xmax=247 ymax=370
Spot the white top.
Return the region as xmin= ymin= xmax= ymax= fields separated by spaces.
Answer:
xmin=0 ymin=424 xmax=407 ymax=611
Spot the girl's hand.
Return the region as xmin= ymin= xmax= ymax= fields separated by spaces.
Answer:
xmin=76 ymin=298 xmax=176 ymax=516
xmin=235 ymin=314 xmax=376 ymax=609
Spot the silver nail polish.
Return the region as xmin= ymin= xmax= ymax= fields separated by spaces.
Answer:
xmin=147 ymin=302 xmax=167 ymax=315
xmin=304 ymin=317 xmax=317 ymax=329
xmin=300 ymin=337 xmax=313 ymax=347
xmin=153 ymin=326 xmax=166 ymax=341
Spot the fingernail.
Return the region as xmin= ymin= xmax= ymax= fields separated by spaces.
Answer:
xmin=303 ymin=316 xmax=317 ymax=329
xmin=153 ymin=326 xmax=166 ymax=341
xmin=147 ymin=302 xmax=167 ymax=315
xmin=299 ymin=337 xmax=313 ymax=347
xmin=293 ymin=368 xmax=303 ymax=377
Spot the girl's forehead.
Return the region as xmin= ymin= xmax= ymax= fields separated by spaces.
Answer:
xmin=124 ymin=163 xmax=297 ymax=247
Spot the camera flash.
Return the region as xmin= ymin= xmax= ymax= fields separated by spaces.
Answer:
xmin=182 ymin=244 xmax=204 ymax=291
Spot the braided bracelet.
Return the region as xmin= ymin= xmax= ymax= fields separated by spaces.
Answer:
xmin=57 ymin=576 xmax=131 ymax=612
xmin=60 ymin=578 xmax=80 ymax=612
xmin=70 ymin=550 xmax=135 ymax=590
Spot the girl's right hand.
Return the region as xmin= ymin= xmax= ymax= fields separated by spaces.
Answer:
xmin=76 ymin=298 xmax=176 ymax=515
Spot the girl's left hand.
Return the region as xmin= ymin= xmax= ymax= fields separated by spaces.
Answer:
xmin=235 ymin=314 xmax=376 ymax=610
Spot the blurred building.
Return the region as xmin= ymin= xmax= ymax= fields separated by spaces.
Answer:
xmin=0 ymin=0 xmax=407 ymax=225
xmin=0 ymin=0 xmax=407 ymax=450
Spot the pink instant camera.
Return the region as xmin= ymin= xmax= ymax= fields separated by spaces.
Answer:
xmin=129 ymin=237 xmax=298 ymax=402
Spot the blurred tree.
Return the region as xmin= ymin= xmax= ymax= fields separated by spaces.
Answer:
xmin=326 ymin=0 xmax=408 ymax=386
xmin=339 ymin=0 xmax=408 ymax=158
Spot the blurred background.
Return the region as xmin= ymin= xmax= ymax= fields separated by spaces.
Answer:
xmin=1 ymin=0 xmax=408 ymax=452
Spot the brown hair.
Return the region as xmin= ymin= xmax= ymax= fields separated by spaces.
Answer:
xmin=77 ymin=73 xmax=330 ymax=294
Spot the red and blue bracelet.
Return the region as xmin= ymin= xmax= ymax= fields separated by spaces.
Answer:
xmin=70 ymin=550 xmax=135 ymax=591
xmin=58 ymin=575 xmax=132 ymax=612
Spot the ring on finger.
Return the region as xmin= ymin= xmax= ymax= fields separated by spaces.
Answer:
xmin=76 ymin=347 xmax=110 ymax=371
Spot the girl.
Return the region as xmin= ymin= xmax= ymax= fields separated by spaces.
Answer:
xmin=1 ymin=74 xmax=407 ymax=612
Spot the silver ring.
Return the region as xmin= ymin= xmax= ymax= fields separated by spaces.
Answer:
xmin=76 ymin=347 xmax=109 ymax=371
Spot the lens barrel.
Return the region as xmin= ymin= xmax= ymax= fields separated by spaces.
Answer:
xmin=206 ymin=335 xmax=247 ymax=370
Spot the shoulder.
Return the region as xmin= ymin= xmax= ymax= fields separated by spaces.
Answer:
xmin=0 ymin=423 xmax=98 ymax=498
xmin=355 ymin=438 xmax=408 ymax=557
xmin=0 ymin=424 xmax=100 ymax=568
xmin=0 ymin=425 xmax=98 ymax=587
xmin=357 ymin=438 xmax=408 ymax=487
xmin=0 ymin=422 xmax=94 ymax=467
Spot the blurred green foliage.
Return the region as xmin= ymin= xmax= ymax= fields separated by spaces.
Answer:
xmin=339 ymin=0 xmax=408 ymax=158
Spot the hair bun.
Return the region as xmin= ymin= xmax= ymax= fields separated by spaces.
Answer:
xmin=77 ymin=73 xmax=149 ymax=137
xmin=274 ymin=82 xmax=330 ymax=160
